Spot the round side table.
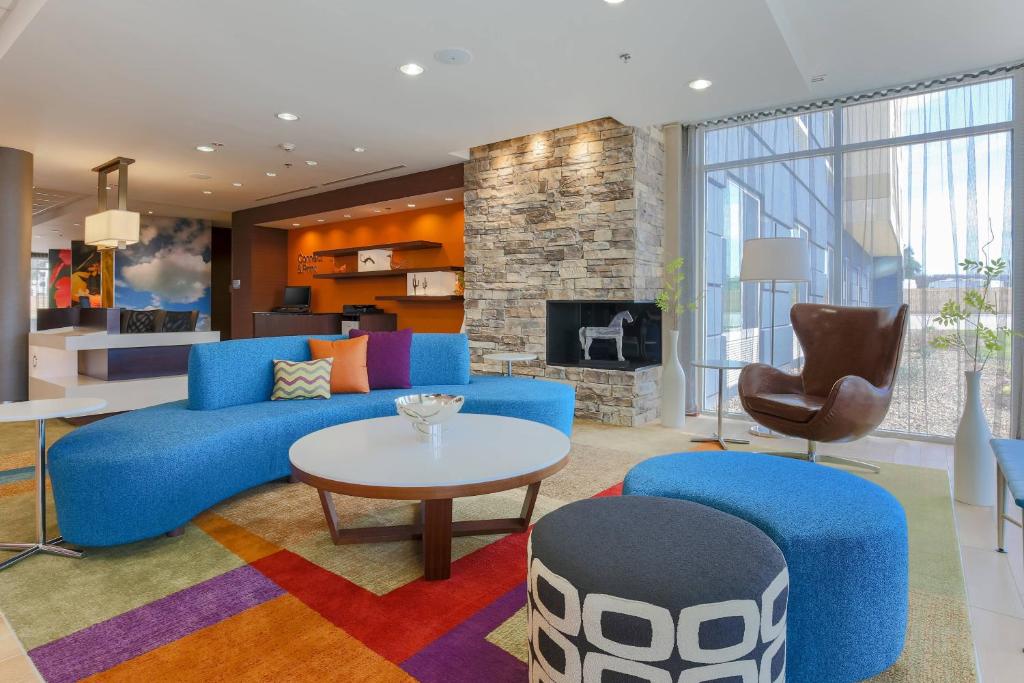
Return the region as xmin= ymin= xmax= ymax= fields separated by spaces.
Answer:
xmin=691 ymin=359 xmax=750 ymax=450
xmin=483 ymin=352 xmax=538 ymax=377
xmin=0 ymin=397 xmax=107 ymax=571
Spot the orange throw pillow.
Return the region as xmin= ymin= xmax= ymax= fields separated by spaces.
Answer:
xmin=308 ymin=337 xmax=370 ymax=394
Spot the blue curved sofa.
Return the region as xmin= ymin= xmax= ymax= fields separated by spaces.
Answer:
xmin=48 ymin=333 xmax=575 ymax=547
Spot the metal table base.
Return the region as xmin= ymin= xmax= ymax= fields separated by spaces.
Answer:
xmin=0 ymin=419 xmax=83 ymax=571
xmin=691 ymin=364 xmax=750 ymax=451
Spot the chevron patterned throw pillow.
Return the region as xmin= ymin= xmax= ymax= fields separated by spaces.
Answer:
xmin=271 ymin=358 xmax=333 ymax=400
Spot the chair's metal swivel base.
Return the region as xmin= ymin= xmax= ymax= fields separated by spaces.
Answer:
xmin=767 ymin=440 xmax=880 ymax=474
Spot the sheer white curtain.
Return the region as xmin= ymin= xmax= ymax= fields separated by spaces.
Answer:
xmin=697 ymin=74 xmax=1017 ymax=438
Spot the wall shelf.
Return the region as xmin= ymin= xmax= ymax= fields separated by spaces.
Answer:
xmin=313 ymin=241 xmax=442 ymax=258
xmin=313 ymin=266 xmax=464 ymax=280
xmin=376 ymin=295 xmax=464 ymax=302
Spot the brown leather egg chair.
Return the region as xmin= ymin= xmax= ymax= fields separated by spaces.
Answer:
xmin=738 ymin=303 xmax=909 ymax=472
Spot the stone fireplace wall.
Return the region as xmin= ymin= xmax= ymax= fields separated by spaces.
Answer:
xmin=463 ymin=118 xmax=665 ymax=425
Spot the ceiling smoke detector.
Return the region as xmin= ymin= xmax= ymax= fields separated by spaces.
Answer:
xmin=279 ymin=143 xmax=296 ymax=152
xmin=433 ymin=48 xmax=473 ymax=66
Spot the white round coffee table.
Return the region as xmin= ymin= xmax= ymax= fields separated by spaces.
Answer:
xmin=290 ymin=413 xmax=570 ymax=580
xmin=0 ymin=397 xmax=107 ymax=571
xmin=483 ymin=352 xmax=538 ymax=376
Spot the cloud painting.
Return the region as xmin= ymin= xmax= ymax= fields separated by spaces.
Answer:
xmin=115 ymin=216 xmax=212 ymax=330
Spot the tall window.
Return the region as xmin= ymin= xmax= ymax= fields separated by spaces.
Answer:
xmin=699 ymin=76 xmax=1015 ymax=438
xmin=30 ymin=253 xmax=49 ymax=319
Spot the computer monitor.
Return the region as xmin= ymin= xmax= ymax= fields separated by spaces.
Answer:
xmin=282 ymin=286 xmax=311 ymax=307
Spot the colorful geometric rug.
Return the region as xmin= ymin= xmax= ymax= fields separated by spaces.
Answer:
xmin=0 ymin=421 xmax=975 ymax=681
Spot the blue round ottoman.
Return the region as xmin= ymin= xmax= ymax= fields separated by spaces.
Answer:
xmin=528 ymin=496 xmax=788 ymax=682
xmin=623 ymin=451 xmax=908 ymax=683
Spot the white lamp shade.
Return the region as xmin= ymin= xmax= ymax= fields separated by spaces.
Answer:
xmin=740 ymin=237 xmax=810 ymax=282
xmin=85 ymin=209 xmax=141 ymax=249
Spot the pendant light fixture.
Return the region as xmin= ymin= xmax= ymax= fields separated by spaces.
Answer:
xmin=84 ymin=157 xmax=140 ymax=308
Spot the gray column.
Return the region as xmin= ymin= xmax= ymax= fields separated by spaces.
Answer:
xmin=0 ymin=147 xmax=32 ymax=402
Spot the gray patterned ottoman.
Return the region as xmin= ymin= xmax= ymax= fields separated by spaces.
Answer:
xmin=528 ymin=496 xmax=788 ymax=682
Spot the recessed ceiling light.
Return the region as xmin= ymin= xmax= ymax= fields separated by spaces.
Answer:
xmin=196 ymin=144 xmax=216 ymax=153
xmin=304 ymin=160 xmax=318 ymax=166
xmin=202 ymin=190 xmax=213 ymax=195
xmin=73 ymin=223 xmax=80 ymax=227
xmin=50 ymin=228 xmax=60 ymax=233
xmin=444 ymin=197 xmax=454 ymax=201
xmin=276 ymin=112 xmax=300 ymax=121
xmin=147 ymin=210 xmax=153 ymax=214
xmin=688 ymin=78 xmax=713 ymax=91
xmin=105 ymin=185 xmax=112 ymax=190
xmin=292 ymin=223 xmax=301 ymax=227
xmin=232 ymin=182 xmax=243 ymax=187
xmin=343 ymin=214 xmax=352 ymax=218
xmin=434 ymin=48 xmax=473 ymax=66
xmin=266 ymin=171 xmax=277 ymax=177
xmin=399 ymin=63 xmax=424 ymax=76
xmin=316 ymin=218 xmax=325 ymax=223
xmin=407 ymin=203 xmax=416 ymax=208
xmin=605 ymin=0 xmax=625 ymax=3
xmin=373 ymin=209 xmax=382 ymax=213
xmin=353 ymin=146 xmax=365 ymax=153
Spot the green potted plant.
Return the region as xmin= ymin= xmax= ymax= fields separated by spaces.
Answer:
xmin=931 ymin=256 xmax=1018 ymax=505
xmin=655 ymin=257 xmax=699 ymax=428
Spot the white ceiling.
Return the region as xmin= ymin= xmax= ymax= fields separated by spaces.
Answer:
xmin=1 ymin=0 xmax=1021 ymax=217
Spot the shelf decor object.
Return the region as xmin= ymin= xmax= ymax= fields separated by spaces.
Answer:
xmin=84 ymin=157 xmax=140 ymax=308
xmin=357 ymin=249 xmax=392 ymax=272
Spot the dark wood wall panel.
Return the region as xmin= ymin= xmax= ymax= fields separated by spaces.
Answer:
xmin=211 ymin=226 xmax=232 ymax=339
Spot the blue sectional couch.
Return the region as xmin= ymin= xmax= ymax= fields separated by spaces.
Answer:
xmin=48 ymin=333 xmax=575 ymax=547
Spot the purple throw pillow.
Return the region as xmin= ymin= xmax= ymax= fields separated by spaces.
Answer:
xmin=349 ymin=328 xmax=413 ymax=389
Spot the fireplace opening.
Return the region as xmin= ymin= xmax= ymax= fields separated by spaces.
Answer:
xmin=546 ymin=300 xmax=661 ymax=370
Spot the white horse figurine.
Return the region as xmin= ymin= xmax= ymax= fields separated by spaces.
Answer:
xmin=579 ymin=310 xmax=634 ymax=361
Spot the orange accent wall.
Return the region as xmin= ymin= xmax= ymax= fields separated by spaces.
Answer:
xmin=287 ymin=203 xmax=464 ymax=332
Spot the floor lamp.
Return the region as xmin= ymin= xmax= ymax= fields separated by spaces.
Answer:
xmin=739 ymin=237 xmax=811 ymax=437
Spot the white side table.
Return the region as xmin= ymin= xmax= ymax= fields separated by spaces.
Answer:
xmin=483 ymin=352 xmax=538 ymax=377
xmin=691 ymin=360 xmax=750 ymax=450
xmin=0 ymin=397 xmax=106 ymax=571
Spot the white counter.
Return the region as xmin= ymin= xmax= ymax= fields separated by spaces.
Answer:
xmin=28 ymin=326 xmax=220 ymax=413
xmin=29 ymin=327 xmax=220 ymax=350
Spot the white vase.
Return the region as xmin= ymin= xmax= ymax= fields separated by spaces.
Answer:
xmin=953 ymin=370 xmax=995 ymax=506
xmin=661 ymin=329 xmax=686 ymax=429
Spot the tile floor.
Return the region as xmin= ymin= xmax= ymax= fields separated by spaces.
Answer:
xmin=0 ymin=415 xmax=1022 ymax=681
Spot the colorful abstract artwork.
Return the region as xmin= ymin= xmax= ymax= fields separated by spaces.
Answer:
xmin=69 ymin=240 xmax=101 ymax=307
xmin=114 ymin=216 xmax=212 ymax=330
xmin=47 ymin=249 xmax=72 ymax=308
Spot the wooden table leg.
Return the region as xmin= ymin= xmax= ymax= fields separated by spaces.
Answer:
xmin=520 ymin=482 xmax=541 ymax=526
xmin=422 ymin=498 xmax=453 ymax=580
xmin=318 ymin=489 xmax=343 ymax=544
